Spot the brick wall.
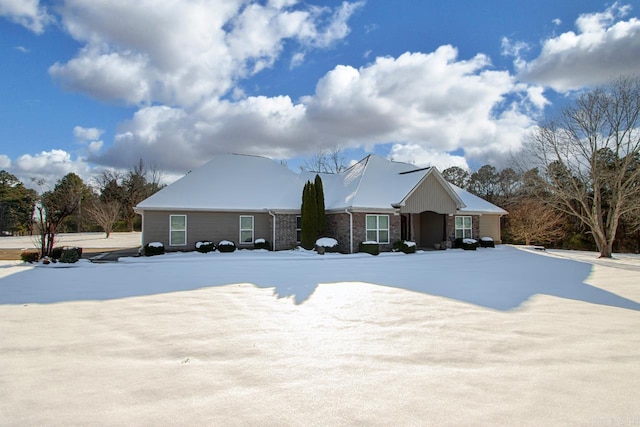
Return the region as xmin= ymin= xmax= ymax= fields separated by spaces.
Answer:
xmin=272 ymin=214 xmax=298 ymax=250
xmin=326 ymin=213 xmax=350 ymax=253
xmin=447 ymin=214 xmax=480 ymax=244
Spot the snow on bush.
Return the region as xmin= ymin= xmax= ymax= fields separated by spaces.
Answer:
xmin=217 ymin=240 xmax=236 ymax=253
xmin=254 ymin=238 xmax=270 ymax=250
xmin=461 ymin=239 xmax=478 ymax=251
xmin=480 ymin=236 xmax=495 ymax=248
xmin=393 ymin=240 xmax=416 ymax=254
xmin=195 ymin=241 xmax=215 ymax=253
xmin=143 ymin=242 xmax=165 ymax=256
xmin=316 ymin=237 xmax=338 ymax=248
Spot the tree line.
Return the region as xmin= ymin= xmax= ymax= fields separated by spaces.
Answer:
xmin=0 ymin=159 xmax=162 ymax=257
xmin=444 ymin=76 xmax=640 ymax=257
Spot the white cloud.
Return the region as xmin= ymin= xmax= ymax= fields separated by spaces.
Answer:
xmin=92 ymin=47 xmax=542 ymax=173
xmin=519 ymin=3 xmax=640 ymax=91
xmin=8 ymin=150 xmax=94 ymax=190
xmin=0 ymin=154 xmax=11 ymax=169
xmin=73 ymin=126 xmax=103 ymax=142
xmin=14 ymin=45 xmax=30 ymax=53
xmin=49 ymin=0 xmax=362 ymax=107
xmin=388 ymin=144 xmax=469 ymax=171
xmin=0 ymin=0 xmax=51 ymax=33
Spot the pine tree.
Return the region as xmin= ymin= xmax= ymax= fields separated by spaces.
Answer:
xmin=301 ymin=181 xmax=318 ymax=249
xmin=314 ymin=174 xmax=326 ymax=237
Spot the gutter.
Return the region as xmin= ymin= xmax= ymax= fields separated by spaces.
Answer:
xmin=345 ymin=208 xmax=353 ymax=254
xmin=268 ymin=210 xmax=276 ymax=251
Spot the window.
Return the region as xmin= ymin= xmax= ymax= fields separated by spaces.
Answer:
xmin=296 ymin=215 xmax=302 ymax=242
xmin=170 ymin=215 xmax=187 ymax=246
xmin=240 ymin=215 xmax=254 ymax=244
xmin=366 ymin=215 xmax=389 ymax=243
xmin=455 ymin=216 xmax=472 ymax=239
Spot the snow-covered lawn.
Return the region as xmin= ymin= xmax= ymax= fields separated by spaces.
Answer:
xmin=1 ymin=246 xmax=639 ymax=425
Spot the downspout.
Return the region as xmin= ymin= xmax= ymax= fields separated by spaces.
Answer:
xmin=345 ymin=208 xmax=353 ymax=254
xmin=268 ymin=210 xmax=276 ymax=251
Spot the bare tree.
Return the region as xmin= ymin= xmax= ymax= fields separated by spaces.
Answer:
xmin=521 ymin=76 xmax=640 ymax=258
xmin=505 ymin=199 xmax=567 ymax=246
xmin=300 ymin=146 xmax=348 ymax=174
xmin=85 ymin=200 xmax=121 ymax=238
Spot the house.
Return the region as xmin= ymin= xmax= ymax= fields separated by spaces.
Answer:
xmin=135 ymin=153 xmax=507 ymax=253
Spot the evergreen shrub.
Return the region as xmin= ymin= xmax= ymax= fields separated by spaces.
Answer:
xmin=254 ymin=239 xmax=270 ymax=250
xmin=143 ymin=242 xmax=165 ymax=256
xmin=218 ymin=240 xmax=236 ymax=253
xmin=60 ymin=247 xmax=82 ymax=263
xmin=393 ymin=240 xmax=416 ymax=254
xmin=359 ymin=242 xmax=380 ymax=255
xmin=461 ymin=239 xmax=478 ymax=250
xmin=20 ymin=251 xmax=40 ymax=263
xmin=195 ymin=241 xmax=215 ymax=253
xmin=479 ymin=237 xmax=495 ymax=248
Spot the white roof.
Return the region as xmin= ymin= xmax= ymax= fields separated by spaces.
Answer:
xmin=136 ymin=153 xmax=506 ymax=215
xmin=451 ymin=184 xmax=508 ymax=215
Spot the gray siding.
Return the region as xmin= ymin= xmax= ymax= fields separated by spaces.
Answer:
xmin=401 ymin=174 xmax=457 ymax=214
xmin=142 ymin=210 xmax=271 ymax=250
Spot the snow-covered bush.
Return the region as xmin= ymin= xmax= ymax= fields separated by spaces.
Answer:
xmin=195 ymin=241 xmax=215 ymax=253
xmin=254 ymin=238 xmax=270 ymax=250
xmin=393 ymin=240 xmax=416 ymax=254
xmin=143 ymin=242 xmax=165 ymax=256
xmin=461 ymin=238 xmax=478 ymax=251
xmin=315 ymin=237 xmax=339 ymax=253
xmin=359 ymin=241 xmax=379 ymax=256
xmin=217 ymin=240 xmax=236 ymax=253
xmin=59 ymin=247 xmax=82 ymax=263
xmin=20 ymin=250 xmax=39 ymax=263
xmin=480 ymin=237 xmax=495 ymax=248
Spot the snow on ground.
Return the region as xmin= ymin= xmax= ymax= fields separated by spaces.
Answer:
xmin=0 ymin=232 xmax=142 ymax=250
xmin=1 ymin=245 xmax=639 ymax=425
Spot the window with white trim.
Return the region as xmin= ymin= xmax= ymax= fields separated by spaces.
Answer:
xmin=366 ymin=214 xmax=389 ymax=243
xmin=240 ymin=215 xmax=254 ymax=244
xmin=296 ymin=215 xmax=302 ymax=242
xmin=455 ymin=216 xmax=472 ymax=239
xmin=170 ymin=215 xmax=187 ymax=246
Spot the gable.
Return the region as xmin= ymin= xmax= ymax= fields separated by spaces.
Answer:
xmin=401 ymin=173 xmax=458 ymax=214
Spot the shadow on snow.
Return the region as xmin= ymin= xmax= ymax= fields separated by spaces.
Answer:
xmin=0 ymin=247 xmax=638 ymax=312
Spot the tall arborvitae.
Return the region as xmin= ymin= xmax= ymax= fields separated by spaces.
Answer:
xmin=314 ymin=174 xmax=326 ymax=237
xmin=300 ymin=181 xmax=318 ymax=250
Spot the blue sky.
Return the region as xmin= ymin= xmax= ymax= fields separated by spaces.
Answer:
xmin=1 ymin=0 xmax=639 ymax=186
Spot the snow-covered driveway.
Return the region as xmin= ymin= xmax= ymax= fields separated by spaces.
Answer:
xmin=1 ymin=246 xmax=639 ymax=425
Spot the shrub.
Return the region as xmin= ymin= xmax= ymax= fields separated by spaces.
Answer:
xmin=20 ymin=251 xmax=39 ymax=263
xmin=51 ymin=247 xmax=64 ymax=260
xmin=254 ymin=238 xmax=270 ymax=250
xmin=217 ymin=240 xmax=236 ymax=253
xmin=454 ymin=238 xmax=463 ymax=249
xmin=359 ymin=241 xmax=379 ymax=256
xmin=143 ymin=242 xmax=165 ymax=256
xmin=60 ymin=247 xmax=82 ymax=263
xmin=195 ymin=241 xmax=215 ymax=253
xmin=393 ymin=240 xmax=416 ymax=254
xmin=315 ymin=237 xmax=339 ymax=253
xmin=479 ymin=237 xmax=495 ymax=248
xmin=461 ymin=238 xmax=478 ymax=251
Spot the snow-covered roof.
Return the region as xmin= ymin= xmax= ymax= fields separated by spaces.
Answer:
xmin=136 ymin=154 xmax=305 ymax=211
xmin=136 ymin=153 xmax=506 ymax=215
xmin=451 ymin=184 xmax=508 ymax=215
